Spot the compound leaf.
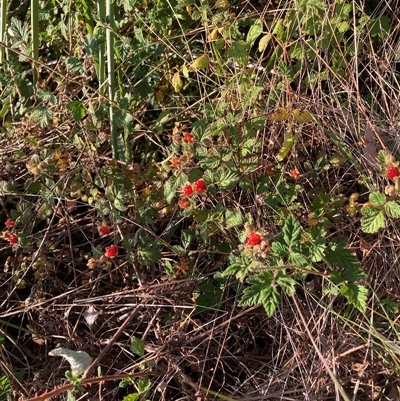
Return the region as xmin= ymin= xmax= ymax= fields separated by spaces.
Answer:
xmin=361 ymin=206 xmax=385 ymax=233
xmin=341 ymin=283 xmax=368 ymax=312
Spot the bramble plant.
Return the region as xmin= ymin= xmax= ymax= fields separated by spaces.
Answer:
xmin=222 ymin=215 xmax=368 ymax=317
xmin=358 ymin=150 xmax=400 ymax=233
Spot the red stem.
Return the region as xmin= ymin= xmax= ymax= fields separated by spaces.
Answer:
xmin=19 ymin=371 xmax=159 ymax=401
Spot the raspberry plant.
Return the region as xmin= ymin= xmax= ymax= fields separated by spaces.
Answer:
xmin=222 ymin=215 xmax=367 ymax=316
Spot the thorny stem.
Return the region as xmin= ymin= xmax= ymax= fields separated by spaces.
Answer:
xmin=19 ymin=371 xmax=160 ymax=401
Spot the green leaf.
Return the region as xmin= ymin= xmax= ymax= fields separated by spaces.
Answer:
xmin=239 ymin=274 xmax=270 ymax=306
xmin=342 ymin=266 xmax=367 ymax=281
xmin=306 ymin=235 xmax=326 ymax=263
xmin=270 ymin=239 xmax=288 ymax=257
xmin=32 ymin=105 xmax=53 ymax=128
xmin=341 ymin=283 xmax=368 ymax=312
xmin=164 ymin=260 xmax=175 ymax=277
xmin=289 ymin=44 xmax=305 ymax=60
xmin=182 ymin=64 xmax=189 ymax=78
xmin=138 ymin=246 xmax=162 ymax=265
xmin=109 ymin=209 xmax=122 ymax=224
xmin=225 ymin=209 xmax=243 ymax=228
xmin=277 ymin=132 xmax=299 ymax=161
xmin=377 ymin=149 xmax=387 ymax=167
xmin=130 ymin=337 xmax=145 ymax=356
xmin=292 ymin=109 xmax=312 ymax=123
xmin=65 ymin=57 xmax=85 ymax=72
xmin=67 ymin=392 xmax=76 ymax=401
xmin=272 ymin=18 xmax=284 ymax=38
xmin=239 ymin=272 xmax=281 ymax=317
xmin=137 ymin=377 xmax=151 ymax=393
xmin=276 ymin=274 xmax=296 ymax=296
xmin=187 ymin=169 xmax=204 ymax=183
xmin=195 ymin=280 xmax=223 ymax=312
xmin=258 ymin=33 xmax=272 ymax=52
xmin=66 ymin=101 xmax=87 ymax=122
xmin=95 ymin=198 xmax=111 ymax=217
xmin=122 ymin=394 xmax=140 ymax=401
xmin=368 ymin=16 xmax=391 ymax=38
xmin=385 ymin=201 xmax=400 ymax=218
xmin=136 ymin=205 xmax=154 ymax=224
xmin=0 ymin=375 xmax=11 ymax=397
xmin=181 ymin=229 xmax=195 ymax=249
xmin=172 ymin=71 xmax=183 ymax=92
xmin=330 ymin=266 xmax=366 ymax=284
xmin=164 ymin=180 xmax=176 ymax=204
xmin=37 ymin=89 xmax=57 ymax=105
xmin=199 ymin=154 xmax=221 ymax=169
xmin=221 ymin=254 xmax=250 ymax=281
xmin=190 ymin=54 xmax=210 ymax=70
xmin=305 ymin=0 xmax=325 ymax=11
xmin=227 ymin=40 xmax=249 ymax=67
xmin=336 ymin=20 xmax=350 ymax=33
xmin=282 ymin=215 xmax=301 ymax=248
xmin=325 ymin=237 xmax=360 ymax=270
xmin=288 ymin=252 xmax=310 ymax=268
xmin=361 ymin=206 xmax=385 ymax=233
xmin=106 ymin=185 xmax=127 ymax=211
xmin=369 ymin=192 xmax=386 ymax=206
xmin=216 ymin=169 xmax=240 ymax=190
xmin=246 ymin=18 xmax=263 ymax=46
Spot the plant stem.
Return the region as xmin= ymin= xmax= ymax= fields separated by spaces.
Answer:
xmin=106 ymin=0 xmax=125 ymax=161
xmin=97 ymin=0 xmax=106 ymax=94
xmin=31 ymin=0 xmax=39 ymax=86
xmin=0 ymin=0 xmax=7 ymax=63
xmin=20 ymin=371 xmax=160 ymax=401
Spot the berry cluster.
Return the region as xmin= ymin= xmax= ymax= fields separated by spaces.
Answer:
xmin=2 ymin=219 xmax=18 ymax=246
xmin=179 ymin=179 xmax=207 ymax=209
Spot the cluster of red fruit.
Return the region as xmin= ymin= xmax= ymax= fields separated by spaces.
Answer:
xmin=179 ymin=179 xmax=207 ymax=208
xmin=170 ymin=134 xmax=194 ymax=168
xmin=96 ymin=222 xmax=118 ymax=258
xmin=3 ymin=219 xmax=18 ymax=245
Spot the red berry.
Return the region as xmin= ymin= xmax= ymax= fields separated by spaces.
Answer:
xmin=179 ymin=197 xmax=190 ymax=208
xmin=5 ymin=219 xmax=14 ymax=228
xmin=289 ymin=168 xmax=300 ymax=179
xmin=183 ymin=133 xmax=194 ymax=143
xmin=171 ymin=156 xmax=180 ymax=167
xmin=386 ymin=166 xmax=400 ymax=179
xmin=105 ymin=245 xmax=118 ymax=258
xmin=182 ymin=184 xmax=193 ymax=196
xmin=193 ymin=179 xmax=207 ymax=193
xmin=8 ymin=234 xmax=18 ymax=245
xmin=247 ymin=233 xmax=261 ymax=246
xmin=99 ymin=223 xmax=110 ymax=236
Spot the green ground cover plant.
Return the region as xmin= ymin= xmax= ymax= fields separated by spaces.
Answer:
xmin=1 ymin=0 xmax=400 ymax=400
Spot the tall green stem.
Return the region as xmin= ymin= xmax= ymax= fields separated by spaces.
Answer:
xmin=106 ymin=0 xmax=125 ymax=161
xmin=0 ymin=0 xmax=7 ymax=63
xmin=97 ymin=0 xmax=106 ymax=94
xmin=31 ymin=0 xmax=39 ymax=86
